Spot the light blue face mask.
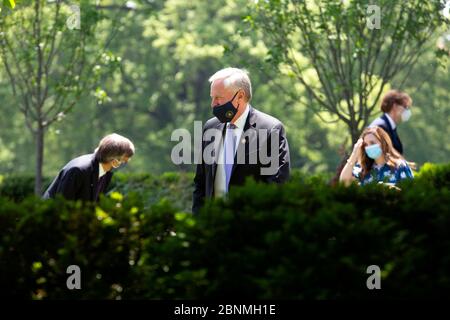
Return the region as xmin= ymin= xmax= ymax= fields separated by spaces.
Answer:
xmin=365 ymin=144 xmax=382 ymax=160
xmin=401 ymin=108 xmax=412 ymax=122
xmin=111 ymin=159 xmax=128 ymax=171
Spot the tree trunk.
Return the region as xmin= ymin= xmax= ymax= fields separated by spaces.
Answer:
xmin=35 ymin=125 xmax=44 ymax=196
xmin=349 ymin=123 xmax=361 ymax=146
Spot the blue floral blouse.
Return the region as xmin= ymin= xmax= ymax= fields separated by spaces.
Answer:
xmin=352 ymin=160 xmax=414 ymax=186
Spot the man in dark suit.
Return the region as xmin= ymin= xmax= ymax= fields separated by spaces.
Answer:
xmin=192 ymin=67 xmax=290 ymax=214
xmin=369 ymin=90 xmax=413 ymax=155
xmin=43 ymin=133 xmax=135 ymax=202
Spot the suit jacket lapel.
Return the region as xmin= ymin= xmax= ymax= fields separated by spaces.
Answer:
xmin=381 ymin=114 xmax=394 ymax=134
xmin=91 ymin=155 xmax=100 ymax=201
xmin=232 ymin=106 xmax=257 ymax=173
xmin=381 ymin=113 xmax=403 ymax=153
xmin=210 ymin=122 xmax=225 ymax=184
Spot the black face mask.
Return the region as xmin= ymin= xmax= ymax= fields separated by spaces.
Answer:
xmin=212 ymin=91 xmax=240 ymax=123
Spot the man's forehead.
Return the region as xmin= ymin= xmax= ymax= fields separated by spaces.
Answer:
xmin=212 ymin=77 xmax=228 ymax=87
xmin=210 ymin=79 xmax=231 ymax=94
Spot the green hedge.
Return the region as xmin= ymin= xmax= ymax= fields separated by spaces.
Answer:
xmin=109 ymin=171 xmax=194 ymax=212
xmin=0 ymin=171 xmax=194 ymax=211
xmin=0 ymin=174 xmax=52 ymax=201
xmin=0 ymin=163 xmax=449 ymax=299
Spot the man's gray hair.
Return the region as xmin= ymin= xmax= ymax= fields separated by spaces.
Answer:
xmin=94 ymin=133 xmax=135 ymax=163
xmin=209 ymin=67 xmax=252 ymax=102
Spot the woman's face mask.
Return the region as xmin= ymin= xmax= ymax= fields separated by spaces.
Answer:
xmin=365 ymin=144 xmax=383 ymax=160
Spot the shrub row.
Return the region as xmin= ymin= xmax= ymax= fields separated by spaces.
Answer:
xmin=0 ymin=163 xmax=449 ymax=299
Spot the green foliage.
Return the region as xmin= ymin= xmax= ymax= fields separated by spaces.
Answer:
xmin=251 ymin=0 xmax=448 ymax=143
xmin=0 ymin=0 xmax=448 ymax=188
xmin=414 ymin=162 xmax=450 ymax=189
xmin=0 ymin=163 xmax=449 ymax=299
xmin=109 ymin=171 xmax=195 ymax=212
xmin=0 ymin=0 xmax=118 ymax=129
xmin=2 ymin=0 xmax=15 ymax=10
xmin=0 ymin=171 xmax=195 ymax=210
xmin=0 ymin=174 xmax=52 ymax=201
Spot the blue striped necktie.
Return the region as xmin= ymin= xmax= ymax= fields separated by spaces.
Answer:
xmin=224 ymin=123 xmax=236 ymax=193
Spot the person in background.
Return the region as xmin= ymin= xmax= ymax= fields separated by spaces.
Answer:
xmin=43 ymin=133 xmax=135 ymax=201
xmin=339 ymin=126 xmax=414 ymax=187
xmin=369 ymin=89 xmax=413 ymax=155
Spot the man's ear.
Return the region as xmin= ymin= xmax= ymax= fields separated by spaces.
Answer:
xmin=239 ymin=90 xmax=245 ymax=101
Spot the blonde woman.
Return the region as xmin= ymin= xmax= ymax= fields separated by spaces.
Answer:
xmin=340 ymin=126 xmax=414 ymax=187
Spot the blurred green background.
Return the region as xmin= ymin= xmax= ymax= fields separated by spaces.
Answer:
xmin=0 ymin=0 xmax=448 ymax=186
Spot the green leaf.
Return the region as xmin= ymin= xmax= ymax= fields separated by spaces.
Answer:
xmin=3 ymin=0 xmax=15 ymax=9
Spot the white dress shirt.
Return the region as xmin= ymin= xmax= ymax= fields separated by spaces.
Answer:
xmin=385 ymin=113 xmax=396 ymax=130
xmin=99 ymin=163 xmax=107 ymax=179
xmin=214 ymin=104 xmax=250 ymax=198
